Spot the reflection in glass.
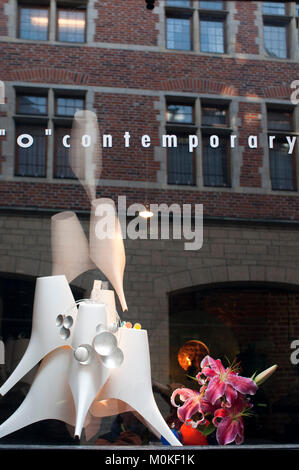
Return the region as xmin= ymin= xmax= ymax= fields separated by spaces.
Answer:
xmin=264 ymin=24 xmax=287 ymax=58
xmin=167 ymin=136 xmax=194 ymax=185
xmin=56 ymin=97 xmax=84 ymax=116
xmin=166 ymin=17 xmax=191 ymax=50
xmin=19 ymin=8 xmax=48 ymax=40
xmin=200 ymin=1 xmax=223 ymax=10
xmin=167 ymin=104 xmax=193 ymax=123
xmin=15 ymin=125 xmax=46 ymax=177
xmin=263 ymin=2 xmax=286 ymax=15
xmin=57 ymin=10 xmax=86 ymax=43
xmin=270 ymin=142 xmax=294 ymax=190
xmin=18 ymin=95 xmax=47 ymax=115
xmin=200 ymin=19 xmax=224 ymax=53
xmin=167 ymin=0 xmax=190 ymax=6
xmin=203 ymin=137 xmax=229 ymax=187
xmin=202 ymin=106 xmax=227 ymax=126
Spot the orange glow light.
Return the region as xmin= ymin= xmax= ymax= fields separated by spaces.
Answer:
xmin=178 ymin=340 xmax=209 ymax=371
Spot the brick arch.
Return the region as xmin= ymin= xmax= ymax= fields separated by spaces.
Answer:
xmin=160 ymin=77 xmax=237 ymax=96
xmin=264 ymin=84 xmax=291 ymax=99
xmin=12 ymin=68 xmax=89 ymax=86
xmin=154 ymin=264 xmax=299 ymax=300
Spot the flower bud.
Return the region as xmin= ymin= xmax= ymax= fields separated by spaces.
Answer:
xmin=254 ymin=365 xmax=278 ymax=386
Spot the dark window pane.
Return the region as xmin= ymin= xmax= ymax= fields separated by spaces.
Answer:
xmin=270 ymin=142 xmax=294 ymax=190
xmin=168 ymin=136 xmax=194 ymax=185
xmin=203 ymin=138 xmax=229 ymax=186
xmin=167 ymin=104 xmax=193 ymax=123
xmin=268 ymin=111 xmax=292 ymax=131
xmin=200 ymin=20 xmax=224 ymax=53
xmin=18 ymin=95 xmax=47 ymax=115
xmin=15 ymin=125 xmax=46 ymax=177
xmin=54 ymin=127 xmax=76 ymax=179
xmin=167 ymin=0 xmax=190 ymax=7
xmin=200 ymin=1 xmax=223 ymax=10
xmin=19 ymin=8 xmax=48 ymax=40
xmin=166 ymin=17 xmax=191 ymax=50
xmin=296 ymin=3 xmax=299 ymax=16
xmin=57 ymin=10 xmax=86 ymax=43
xmin=202 ymin=106 xmax=227 ymax=126
xmin=264 ymin=24 xmax=287 ymax=58
xmin=263 ymin=2 xmax=286 ymax=15
xmin=56 ymin=97 xmax=84 ymax=116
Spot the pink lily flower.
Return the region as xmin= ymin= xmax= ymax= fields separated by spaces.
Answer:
xmin=212 ymin=397 xmax=252 ymax=445
xmin=170 ymin=388 xmax=206 ymax=428
xmin=197 ymin=356 xmax=257 ymax=407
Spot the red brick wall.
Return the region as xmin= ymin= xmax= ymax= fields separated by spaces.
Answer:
xmin=0 ymin=1 xmax=298 ymax=220
xmin=94 ymin=0 xmax=159 ymax=45
xmin=235 ymin=1 xmax=259 ymax=55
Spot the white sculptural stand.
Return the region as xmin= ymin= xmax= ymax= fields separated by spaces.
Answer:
xmin=0 ymin=283 xmax=182 ymax=446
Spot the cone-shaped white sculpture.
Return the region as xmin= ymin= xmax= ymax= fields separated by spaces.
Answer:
xmin=69 ymin=302 xmax=110 ymax=438
xmin=0 ymin=275 xmax=76 ymax=396
xmin=0 ymin=348 xmax=76 ymax=438
xmin=90 ymin=328 xmax=182 ymax=446
xmin=70 ymin=110 xmax=102 ymax=203
xmin=90 ymin=198 xmax=127 ymax=311
xmin=51 ymin=211 xmax=95 ymax=283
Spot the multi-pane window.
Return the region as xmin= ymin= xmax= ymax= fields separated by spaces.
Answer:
xmin=165 ymin=1 xmax=226 ymax=53
xmin=263 ymin=2 xmax=289 ymax=59
xmin=15 ymin=124 xmax=47 ymax=177
xmin=200 ymin=1 xmax=223 ymax=10
xmin=263 ymin=2 xmax=286 ymax=15
xmin=57 ymin=9 xmax=86 ymax=43
xmin=202 ymin=104 xmax=230 ymax=187
xmin=14 ymin=90 xmax=84 ymax=179
xmin=18 ymin=2 xmax=86 ymax=43
xmin=166 ymin=16 xmax=192 ymax=50
xmin=165 ymin=100 xmax=230 ymax=187
xmin=17 ymin=95 xmax=47 ymax=115
xmin=166 ymin=101 xmax=195 ymax=185
xmin=263 ymin=24 xmax=287 ymax=58
xmin=202 ymin=105 xmax=227 ymax=126
xmin=19 ymin=7 xmax=49 ymax=40
xmin=167 ymin=103 xmax=194 ymax=124
xmin=54 ymin=127 xmax=76 ymax=179
xmin=166 ymin=0 xmax=190 ymax=6
xmin=203 ymin=137 xmax=229 ymax=186
xmin=54 ymin=96 xmax=84 ymax=178
xmin=200 ymin=19 xmax=224 ymax=53
xmin=56 ymin=97 xmax=84 ymax=116
xmin=267 ymin=108 xmax=296 ymax=190
xmin=168 ymin=135 xmax=195 ymax=185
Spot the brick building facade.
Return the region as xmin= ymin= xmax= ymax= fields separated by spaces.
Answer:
xmin=0 ymin=0 xmax=299 ymax=443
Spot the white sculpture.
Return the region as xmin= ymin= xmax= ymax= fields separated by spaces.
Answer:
xmin=0 ymin=109 xmax=181 ymax=445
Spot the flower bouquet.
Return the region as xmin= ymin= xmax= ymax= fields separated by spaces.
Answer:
xmin=171 ymin=356 xmax=277 ymax=445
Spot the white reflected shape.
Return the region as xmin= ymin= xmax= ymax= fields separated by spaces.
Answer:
xmin=90 ymin=328 xmax=182 ymax=446
xmin=90 ymin=198 xmax=127 ymax=311
xmin=51 ymin=211 xmax=95 ymax=283
xmin=70 ymin=110 xmax=102 ymax=203
xmin=0 ymin=275 xmax=76 ymax=396
xmin=69 ymin=302 xmax=110 ymax=438
xmin=0 ymin=81 xmax=4 ymax=105
xmin=0 ymin=348 xmax=76 ymax=439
